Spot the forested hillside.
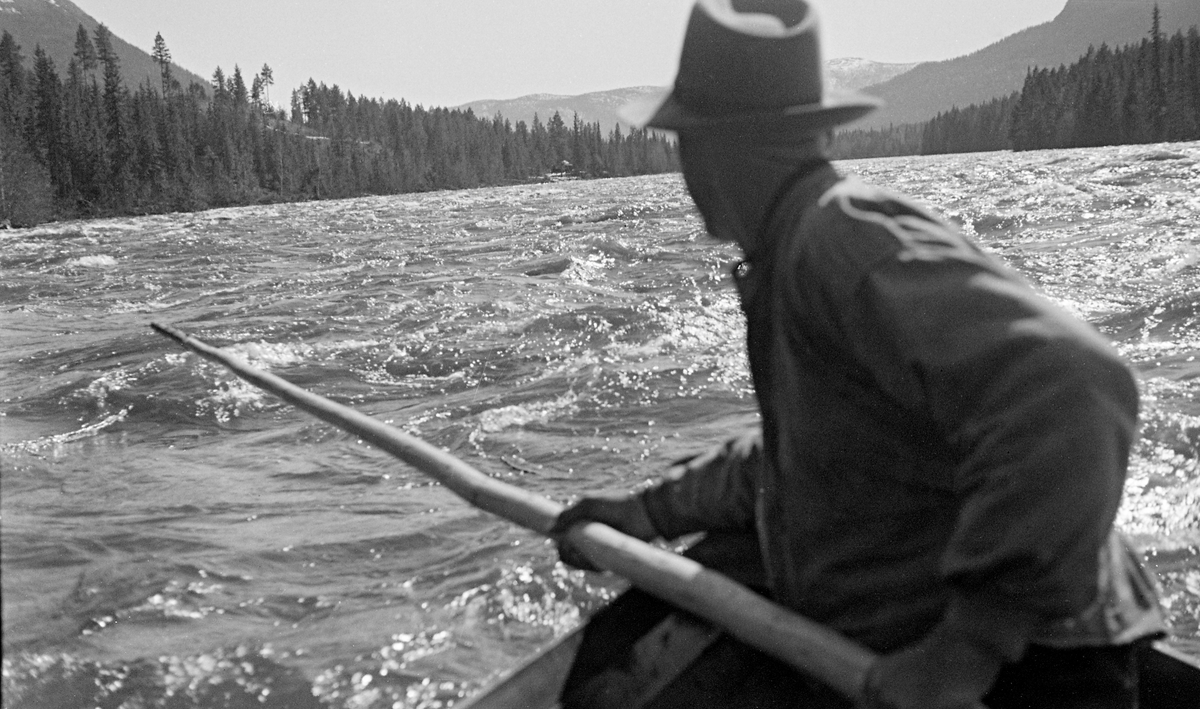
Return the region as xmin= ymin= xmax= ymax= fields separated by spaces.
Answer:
xmin=832 ymin=11 xmax=1200 ymax=160
xmin=0 ymin=27 xmax=677 ymax=227
xmin=857 ymin=0 xmax=1200 ymax=129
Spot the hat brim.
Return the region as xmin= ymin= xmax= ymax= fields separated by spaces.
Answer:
xmin=619 ymin=86 xmax=882 ymax=133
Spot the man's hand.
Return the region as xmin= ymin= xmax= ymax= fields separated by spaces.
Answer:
xmin=860 ymin=626 xmax=1003 ymax=709
xmin=550 ymin=491 xmax=659 ymax=571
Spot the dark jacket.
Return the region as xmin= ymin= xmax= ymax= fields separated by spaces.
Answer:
xmin=643 ymin=163 xmax=1164 ymax=653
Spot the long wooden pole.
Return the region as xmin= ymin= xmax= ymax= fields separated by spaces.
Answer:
xmin=150 ymin=322 xmax=877 ymax=701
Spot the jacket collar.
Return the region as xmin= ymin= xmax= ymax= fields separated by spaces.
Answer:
xmin=734 ymin=159 xmax=839 ymax=273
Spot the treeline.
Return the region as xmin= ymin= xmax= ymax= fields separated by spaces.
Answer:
xmin=831 ymin=8 xmax=1200 ymax=159
xmin=0 ymin=26 xmax=678 ymax=227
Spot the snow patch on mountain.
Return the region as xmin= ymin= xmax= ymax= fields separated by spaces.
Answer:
xmin=824 ymin=58 xmax=919 ymax=92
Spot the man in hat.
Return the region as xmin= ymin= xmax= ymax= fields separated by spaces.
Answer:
xmin=553 ymin=1 xmax=1166 ymax=708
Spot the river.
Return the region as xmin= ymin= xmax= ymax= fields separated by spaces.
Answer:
xmin=3 ymin=142 xmax=1198 ymax=708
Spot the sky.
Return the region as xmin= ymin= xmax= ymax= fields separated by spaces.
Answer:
xmin=67 ymin=0 xmax=1071 ymax=108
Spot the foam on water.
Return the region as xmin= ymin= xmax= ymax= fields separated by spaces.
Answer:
xmin=62 ymin=254 xmax=118 ymax=269
xmin=1 ymin=407 xmax=130 ymax=456
xmin=476 ymin=391 xmax=581 ymax=434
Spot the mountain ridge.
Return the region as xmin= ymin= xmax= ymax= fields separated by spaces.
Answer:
xmin=459 ymin=86 xmax=661 ymax=135
xmin=459 ymin=59 xmax=915 ymax=134
xmin=857 ymin=0 xmax=1200 ymax=128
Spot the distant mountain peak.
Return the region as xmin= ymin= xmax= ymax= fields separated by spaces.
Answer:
xmin=824 ymin=58 xmax=918 ymax=92
xmin=826 ymin=57 xmax=907 ymax=69
xmin=459 ymin=87 xmax=668 ymax=134
xmin=512 ymin=93 xmax=569 ymax=102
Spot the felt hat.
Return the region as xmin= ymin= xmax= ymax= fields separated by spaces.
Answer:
xmin=622 ymin=0 xmax=882 ymax=133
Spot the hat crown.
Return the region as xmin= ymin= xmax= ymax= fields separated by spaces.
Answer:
xmin=620 ymin=0 xmax=881 ymax=133
xmin=674 ymin=0 xmax=825 ymax=117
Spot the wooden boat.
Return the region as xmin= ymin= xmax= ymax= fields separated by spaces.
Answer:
xmin=462 ymin=533 xmax=1200 ymax=709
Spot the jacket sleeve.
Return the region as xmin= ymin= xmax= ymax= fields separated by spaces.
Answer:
xmin=640 ymin=428 xmax=762 ymax=539
xmin=848 ymin=234 xmax=1139 ymax=655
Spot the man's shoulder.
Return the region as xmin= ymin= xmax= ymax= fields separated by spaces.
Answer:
xmin=794 ymin=175 xmax=984 ymax=270
xmin=814 ymin=177 xmax=956 ymax=243
xmin=772 ymin=174 xmax=1012 ymax=310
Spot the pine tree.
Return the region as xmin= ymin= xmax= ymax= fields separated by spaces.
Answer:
xmin=93 ymin=24 xmax=117 ymax=81
xmin=128 ymin=84 xmax=163 ymax=197
xmin=251 ymin=75 xmax=263 ymax=110
xmin=31 ymin=46 xmax=68 ymax=195
xmin=546 ymin=111 xmax=569 ymax=169
xmin=530 ymin=113 xmax=548 ymax=170
xmin=94 ymin=23 xmax=131 ymax=206
xmin=0 ymin=30 xmax=26 ymax=131
xmin=211 ymin=66 xmax=228 ymax=102
xmin=290 ymin=88 xmax=303 ymax=123
xmin=1150 ymin=3 xmax=1167 ymax=139
xmin=73 ymin=25 xmax=97 ymax=75
xmin=1162 ymin=32 xmax=1191 ymax=140
xmin=303 ymin=78 xmax=319 ymax=126
xmin=0 ymin=121 xmax=55 ymax=226
xmin=231 ymin=65 xmax=248 ymax=107
xmin=1188 ymin=28 xmax=1200 ymax=138
xmin=570 ymin=112 xmax=584 ymax=173
xmin=260 ymin=63 xmax=274 ymax=107
xmin=152 ymin=32 xmax=173 ymax=95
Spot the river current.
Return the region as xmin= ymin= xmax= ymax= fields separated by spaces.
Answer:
xmin=3 ymin=142 xmax=1199 ymax=708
